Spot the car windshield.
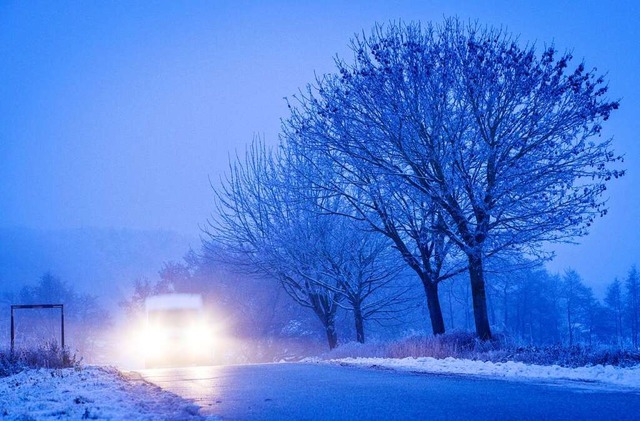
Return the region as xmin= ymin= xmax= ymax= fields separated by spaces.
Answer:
xmin=147 ymin=309 xmax=200 ymax=328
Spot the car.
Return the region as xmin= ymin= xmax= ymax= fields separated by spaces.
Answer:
xmin=142 ymin=293 xmax=214 ymax=368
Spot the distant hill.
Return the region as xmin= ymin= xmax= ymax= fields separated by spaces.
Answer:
xmin=0 ymin=227 xmax=197 ymax=307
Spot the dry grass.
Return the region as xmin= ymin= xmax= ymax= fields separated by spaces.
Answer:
xmin=320 ymin=332 xmax=640 ymax=368
xmin=0 ymin=341 xmax=81 ymax=377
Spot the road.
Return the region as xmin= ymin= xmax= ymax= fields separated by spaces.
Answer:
xmin=138 ymin=363 xmax=640 ymax=420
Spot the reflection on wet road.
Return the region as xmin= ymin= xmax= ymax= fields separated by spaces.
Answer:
xmin=138 ymin=363 xmax=640 ymax=420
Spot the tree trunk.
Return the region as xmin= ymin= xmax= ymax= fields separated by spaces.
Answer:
xmin=503 ymin=285 xmax=508 ymax=330
xmin=567 ymin=301 xmax=573 ymax=346
xmin=309 ymin=293 xmax=338 ymax=350
xmin=354 ymin=306 xmax=365 ymax=343
xmin=617 ymin=309 xmax=623 ymax=348
xmin=467 ymin=252 xmax=492 ymax=340
xmin=447 ymin=286 xmax=455 ymax=330
xmin=423 ymin=279 xmax=445 ymax=335
xmin=325 ymin=318 xmax=338 ymax=349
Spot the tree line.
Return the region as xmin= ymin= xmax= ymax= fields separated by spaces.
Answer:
xmin=203 ymin=18 xmax=623 ymax=349
xmin=123 ymin=249 xmax=640 ymax=353
xmin=442 ymin=265 xmax=640 ymax=348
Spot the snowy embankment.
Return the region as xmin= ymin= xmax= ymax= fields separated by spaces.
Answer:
xmin=323 ymin=357 xmax=640 ymax=389
xmin=0 ymin=366 xmax=211 ymax=420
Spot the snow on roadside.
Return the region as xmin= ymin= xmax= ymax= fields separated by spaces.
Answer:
xmin=323 ymin=357 xmax=640 ymax=389
xmin=0 ymin=365 xmax=214 ymax=420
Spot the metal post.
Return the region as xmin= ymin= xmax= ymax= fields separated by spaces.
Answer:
xmin=60 ymin=305 xmax=65 ymax=349
xmin=10 ymin=306 xmax=15 ymax=353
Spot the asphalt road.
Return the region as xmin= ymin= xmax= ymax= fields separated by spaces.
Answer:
xmin=138 ymin=363 xmax=640 ymax=420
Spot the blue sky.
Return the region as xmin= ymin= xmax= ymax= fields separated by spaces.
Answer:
xmin=1 ymin=1 xmax=638 ymax=291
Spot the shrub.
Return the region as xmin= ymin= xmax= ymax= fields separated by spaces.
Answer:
xmin=0 ymin=341 xmax=81 ymax=377
xmin=321 ymin=333 xmax=640 ymax=368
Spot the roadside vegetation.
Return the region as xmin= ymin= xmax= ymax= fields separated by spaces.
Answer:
xmin=320 ymin=333 xmax=640 ymax=368
xmin=116 ymin=18 xmax=636 ymax=368
xmin=203 ymin=18 xmax=624 ymax=350
xmin=0 ymin=342 xmax=80 ymax=378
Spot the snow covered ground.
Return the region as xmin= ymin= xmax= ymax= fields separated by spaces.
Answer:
xmin=0 ymin=365 xmax=215 ymax=420
xmin=325 ymin=357 xmax=640 ymax=389
xmin=3 ymin=359 xmax=639 ymax=419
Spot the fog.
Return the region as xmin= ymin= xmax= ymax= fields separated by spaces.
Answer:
xmin=1 ymin=2 xmax=639 ymax=364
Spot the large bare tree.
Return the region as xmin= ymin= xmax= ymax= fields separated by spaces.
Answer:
xmin=282 ymin=19 xmax=622 ymax=339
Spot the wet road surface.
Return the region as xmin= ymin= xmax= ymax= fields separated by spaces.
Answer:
xmin=138 ymin=362 xmax=640 ymax=420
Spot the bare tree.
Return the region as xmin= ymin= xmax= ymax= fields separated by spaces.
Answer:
xmin=313 ymin=216 xmax=413 ymax=343
xmin=203 ymin=140 xmax=342 ymax=349
xmin=560 ymin=270 xmax=593 ymax=346
xmin=626 ymin=266 xmax=640 ymax=348
xmin=285 ymin=80 xmax=467 ymax=336
xmin=204 ymin=140 xmax=410 ymax=348
xmin=605 ymin=278 xmax=624 ymax=347
xmin=283 ymin=19 xmax=622 ymax=339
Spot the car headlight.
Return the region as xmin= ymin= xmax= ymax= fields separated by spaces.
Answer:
xmin=186 ymin=323 xmax=212 ymax=349
xmin=143 ymin=326 xmax=168 ymax=357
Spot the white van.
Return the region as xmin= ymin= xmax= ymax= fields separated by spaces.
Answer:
xmin=142 ymin=293 xmax=213 ymax=368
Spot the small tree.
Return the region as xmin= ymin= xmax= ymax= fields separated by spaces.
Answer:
xmin=119 ymin=276 xmax=174 ymax=319
xmin=605 ymin=278 xmax=624 ymax=346
xmin=314 ymin=217 xmax=412 ymax=343
xmin=560 ymin=270 xmax=592 ymax=346
xmin=626 ymin=266 xmax=640 ymax=348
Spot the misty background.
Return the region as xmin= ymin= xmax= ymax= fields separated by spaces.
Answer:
xmin=1 ymin=1 xmax=639 ymax=361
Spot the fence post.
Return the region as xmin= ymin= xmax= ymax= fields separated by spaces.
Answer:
xmin=10 ymin=306 xmax=15 ymax=353
xmin=60 ymin=305 xmax=65 ymax=349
